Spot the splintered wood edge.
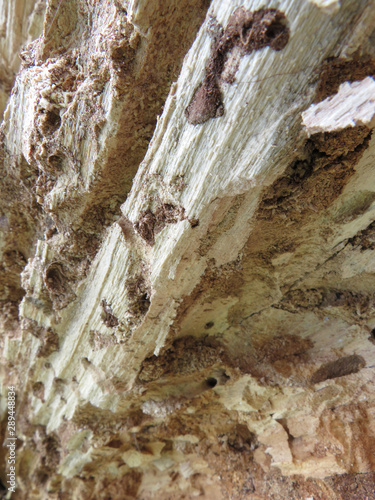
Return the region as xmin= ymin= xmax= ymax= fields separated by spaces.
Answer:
xmin=302 ymin=77 xmax=375 ymax=135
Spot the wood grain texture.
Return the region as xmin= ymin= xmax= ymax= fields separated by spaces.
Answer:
xmin=1 ymin=0 xmax=375 ymax=497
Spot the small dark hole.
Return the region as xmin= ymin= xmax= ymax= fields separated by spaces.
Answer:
xmin=189 ymin=218 xmax=199 ymax=228
xmin=206 ymin=377 xmax=217 ymax=388
xmin=371 ymin=328 xmax=375 ymax=339
xmin=106 ymin=439 xmax=122 ymax=449
xmin=267 ymin=16 xmax=289 ymax=51
xmin=266 ymin=21 xmax=284 ymax=39
xmin=48 ymin=154 xmax=63 ymax=171
xmin=36 ymin=471 xmax=49 ymax=485
xmin=140 ymin=293 xmax=151 ymax=314
xmin=81 ymin=357 xmax=91 ymax=367
xmin=44 ymin=264 xmax=64 ymax=293
xmin=205 ymin=321 xmax=214 ymax=329
xmin=44 ymin=109 xmax=61 ymax=133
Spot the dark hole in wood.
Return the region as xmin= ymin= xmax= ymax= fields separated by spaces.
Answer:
xmin=206 ymin=377 xmax=217 ymax=388
xmin=48 ymin=154 xmax=63 ymax=171
xmin=42 ymin=109 xmax=61 ymax=134
xmin=266 ymin=18 xmax=286 ymax=39
xmin=106 ymin=439 xmax=122 ymax=449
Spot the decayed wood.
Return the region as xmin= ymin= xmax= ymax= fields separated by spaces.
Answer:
xmin=0 ymin=0 xmax=45 ymax=119
xmin=302 ymin=77 xmax=375 ymax=134
xmin=2 ymin=0 xmax=375 ymax=498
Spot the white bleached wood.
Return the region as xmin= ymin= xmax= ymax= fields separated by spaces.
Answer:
xmin=17 ymin=0 xmax=374 ymax=432
xmin=302 ymin=77 xmax=375 ymax=135
xmin=4 ymin=0 xmax=375 ymax=488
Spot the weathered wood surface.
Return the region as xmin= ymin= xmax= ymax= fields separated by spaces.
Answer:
xmin=1 ymin=0 xmax=375 ymax=497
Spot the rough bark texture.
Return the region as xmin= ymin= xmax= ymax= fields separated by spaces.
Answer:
xmin=1 ymin=0 xmax=375 ymax=498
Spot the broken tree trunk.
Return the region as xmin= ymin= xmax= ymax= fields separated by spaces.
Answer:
xmin=1 ymin=0 xmax=375 ymax=498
